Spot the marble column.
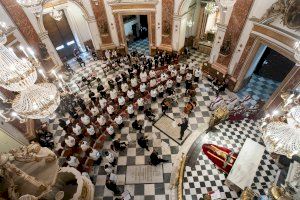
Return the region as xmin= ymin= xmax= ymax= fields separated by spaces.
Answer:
xmin=193 ymin=3 xmax=208 ymax=47
xmin=0 ymin=0 xmax=56 ymax=71
xmin=209 ymin=23 xmax=227 ymax=64
xmin=86 ymin=16 xmax=101 ymax=50
xmin=161 ymin=0 xmax=174 ymax=49
xmin=216 ymin=0 xmax=254 ymax=68
xmin=90 ymin=0 xmax=113 ymax=47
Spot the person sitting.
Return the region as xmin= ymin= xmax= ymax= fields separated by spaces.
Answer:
xmin=86 ymin=148 xmax=102 ymax=165
xmin=66 ymin=155 xmax=80 ymax=168
xmin=79 ymin=140 xmax=90 ymax=152
xmin=137 ymin=136 xmax=150 ymax=151
xmin=114 ymin=115 xmax=124 ymax=130
xmin=106 ymin=125 xmax=115 ymax=138
xmin=81 ymin=114 xmax=90 ymax=126
xmin=65 ymin=135 xmax=76 ymax=148
xmin=58 ymin=119 xmax=68 ymax=132
xmin=72 ymin=123 xmax=82 ymax=137
xmin=90 ymin=105 xmax=100 ymax=117
xmin=104 ymin=163 xmax=113 ymax=175
xmin=97 ymin=84 xmax=106 ymax=98
xmin=149 ymin=150 xmax=168 ymax=166
xmin=132 ymin=120 xmax=143 ymax=133
xmin=87 ymin=124 xmax=96 ymax=139
xmin=161 ymin=98 xmax=170 ymax=114
xmin=111 ymin=138 xmax=127 ymax=152
xmin=144 ymin=108 xmax=156 ymax=121
xmin=127 ymin=104 xmax=135 ymax=118
xmin=104 ymin=151 xmax=117 ymax=166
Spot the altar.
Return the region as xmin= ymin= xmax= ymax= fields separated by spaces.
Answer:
xmin=225 ymin=138 xmax=265 ymax=191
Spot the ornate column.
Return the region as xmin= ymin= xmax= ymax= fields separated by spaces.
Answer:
xmin=0 ymin=0 xmax=56 ymax=71
xmin=160 ymin=0 xmax=174 ymax=51
xmin=90 ymin=0 xmax=114 ymax=50
xmin=193 ymin=2 xmax=208 ymax=47
xmin=86 ymin=16 xmax=101 ymax=50
xmin=215 ymin=0 xmax=254 ymax=68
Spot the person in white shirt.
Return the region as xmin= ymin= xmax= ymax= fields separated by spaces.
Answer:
xmin=114 ymin=115 xmax=124 ymax=129
xmin=110 ymin=89 xmax=117 ymax=101
xmin=180 ymin=64 xmax=186 ymax=75
xmin=99 ymin=98 xmax=107 ymax=109
xmin=127 ymin=104 xmax=135 ymax=118
xmin=112 ymin=50 xmax=117 ymax=58
xmin=87 ymin=125 xmax=96 ymax=138
xmin=97 ymin=115 xmax=106 ymax=127
xmin=168 ymin=64 xmax=174 ymax=72
xmin=90 ymin=106 xmax=99 ymax=117
xmin=137 ymin=98 xmax=144 ymax=111
xmin=118 ymin=96 xmax=125 ymax=108
xmin=176 ymin=75 xmax=182 ymax=87
xmin=72 ymin=123 xmax=82 ymax=136
xmin=106 ymin=125 xmax=115 ymax=138
xmin=104 ymin=151 xmax=116 ymax=166
xmin=107 ymin=105 xmax=115 ymax=115
xmin=81 ymin=114 xmax=90 ymax=126
xmin=121 ymin=82 xmax=129 ymax=93
xmin=67 ymin=156 xmax=79 ymax=168
xmin=166 ymin=79 xmax=173 ymax=89
xmin=87 ymin=148 xmax=101 ymax=164
xmin=150 ymin=88 xmax=157 ymax=101
xmin=127 ymin=89 xmax=135 ymax=102
xmin=140 ymin=83 xmax=146 ymax=95
xmin=104 ymin=163 xmax=113 ymax=175
xmin=194 ymin=68 xmax=202 ymax=82
xmin=105 ymin=50 xmax=111 ymax=60
xmin=140 ymin=71 xmax=147 ymax=83
xmin=157 ymin=84 xmax=165 ymax=98
xmin=130 ymin=77 xmax=138 ymax=88
xmin=149 ymin=70 xmax=156 ymax=78
xmin=187 ymin=63 xmax=193 ymax=72
xmin=150 ymin=78 xmax=156 ymax=88
xmin=186 ymin=72 xmax=192 ymax=81
xmin=80 ymin=140 xmax=90 ymax=152
xmin=65 ymin=135 xmax=76 ymax=147
xmin=171 ymin=69 xmax=177 ymax=78
xmin=160 ymin=72 xmax=168 ymax=82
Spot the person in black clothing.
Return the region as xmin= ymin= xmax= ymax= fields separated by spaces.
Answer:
xmin=91 ymin=51 xmax=98 ymax=61
xmin=178 ymin=118 xmax=189 ymax=140
xmin=144 ymin=108 xmax=156 ymax=121
xmin=105 ymin=180 xmax=121 ymax=195
xmin=58 ymin=119 xmax=68 ymax=132
xmin=89 ymin=91 xmax=95 ymax=99
xmin=97 ymin=84 xmax=106 ymax=97
xmin=108 ymin=79 xmax=115 ymax=89
xmin=137 ymin=136 xmax=150 ymax=151
xmin=69 ymin=109 xmax=79 ymax=120
xmin=132 ymin=120 xmax=143 ymax=133
xmin=111 ymin=138 xmax=127 ymax=152
xmin=76 ymin=56 xmax=85 ymax=67
xmin=185 ymin=79 xmax=192 ymax=94
xmin=161 ymin=99 xmax=169 ymax=114
xmin=150 ymin=150 xmax=168 ymax=166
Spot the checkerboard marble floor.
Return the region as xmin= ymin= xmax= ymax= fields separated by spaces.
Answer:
xmin=237 ymin=74 xmax=280 ymax=103
xmin=128 ymin=38 xmax=149 ymax=55
xmin=183 ymin=119 xmax=279 ymax=200
xmin=47 ymin=50 xmax=279 ymax=200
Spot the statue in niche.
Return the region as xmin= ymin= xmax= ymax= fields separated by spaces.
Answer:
xmin=220 ymin=35 xmax=231 ymax=56
xmin=39 ymin=42 xmax=50 ymax=60
xmin=258 ymin=0 xmax=300 ymax=30
xmin=163 ymin=20 xmax=171 ymax=35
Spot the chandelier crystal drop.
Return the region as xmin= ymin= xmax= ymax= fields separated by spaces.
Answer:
xmin=50 ymin=9 xmax=63 ymax=21
xmin=0 ymin=44 xmax=37 ymax=91
xmin=12 ymin=83 xmax=60 ymax=119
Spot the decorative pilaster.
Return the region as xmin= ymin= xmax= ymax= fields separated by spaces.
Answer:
xmin=90 ymin=0 xmax=113 ymax=46
xmin=86 ymin=16 xmax=101 ymax=50
xmin=161 ymin=0 xmax=174 ymax=48
xmin=193 ymin=3 xmax=208 ymax=47
xmin=216 ymin=0 xmax=254 ymax=67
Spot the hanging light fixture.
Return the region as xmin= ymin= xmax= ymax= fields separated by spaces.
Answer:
xmin=261 ymin=92 xmax=300 ymax=158
xmin=12 ymin=83 xmax=60 ymax=119
xmin=0 ymin=21 xmax=61 ymax=120
xmin=0 ymin=45 xmax=38 ymax=92
xmin=205 ymin=2 xmax=218 ymax=15
xmin=50 ymin=8 xmax=63 ymax=21
xmin=16 ymin=0 xmax=44 ymax=15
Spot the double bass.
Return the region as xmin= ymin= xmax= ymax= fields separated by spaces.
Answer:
xmin=184 ymin=100 xmax=197 ymax=114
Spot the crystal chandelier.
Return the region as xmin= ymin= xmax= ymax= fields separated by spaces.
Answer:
xmin=261 ymin=92 xmax=300 ymax=158
xmin=0 ymin=45 xmax=38 ymax=91
xmin=205 ymin=2 xmax=218 ymax=15
xmin=12 ymin=83 xmax=60 ymax=119
xmin=0 ymin=21 xmax=60 ymax=120
xmin=50 ymin=8 xmax=63 ymax=21
xmin=16 ymin=0 xmax=44 ymax=14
